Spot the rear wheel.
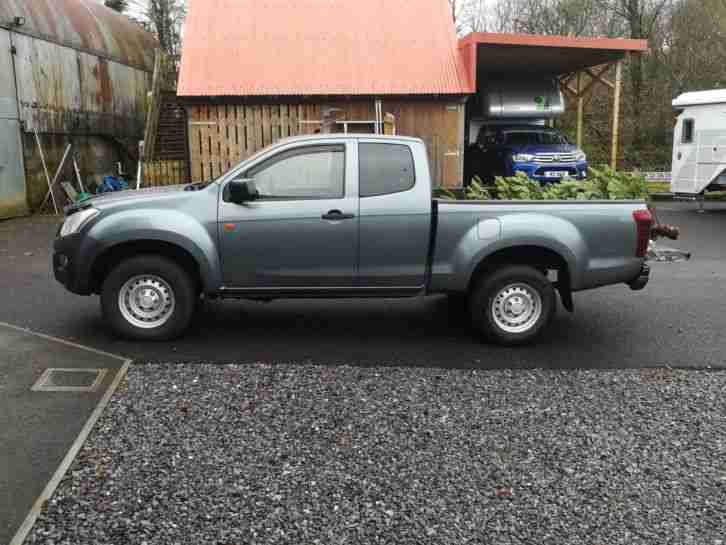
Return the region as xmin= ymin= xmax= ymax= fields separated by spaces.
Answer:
xmin=470 ymin=265 xmax=555 ymax=345
xmin=101 ymin=255 xmax=196 ymax=341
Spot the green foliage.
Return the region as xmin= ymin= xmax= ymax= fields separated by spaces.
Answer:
xmin=433 ymin=187 xmax=458 ymax=200
xmin=493 ymin=172 xmax=543 ymax=200
xmin=447 ymin=168 xmax=650 ymax=202
xmin=587 ymin=166 xmax=650 ymax=200
xmin=464 ymin=177 xmax=493 ymax=200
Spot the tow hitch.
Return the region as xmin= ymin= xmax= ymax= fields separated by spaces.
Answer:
xmin=646 ymin=240 xmax=692 ymax=263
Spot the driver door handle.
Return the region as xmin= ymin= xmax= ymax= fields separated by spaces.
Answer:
xmin=322 ymin=210 xmax=355 ymax=221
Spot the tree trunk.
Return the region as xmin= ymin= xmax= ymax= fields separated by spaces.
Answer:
xmin=627 ymin=0 xmax=644 ymax=147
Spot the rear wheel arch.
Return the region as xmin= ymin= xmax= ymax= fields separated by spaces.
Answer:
xmin=470 ymin=264 xmax=557 ymax=345
xmin=468 ymin=245 xmax=573 ymax=311
xmin=89 ymin=240 xmax=204 ymax=295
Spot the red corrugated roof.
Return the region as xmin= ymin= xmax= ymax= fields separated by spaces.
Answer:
xmin=459 ymin=32 xmax=648 ymax=52
xmin=459 ymin=32 xmax=648 ymax=82
xmin=177 ymin=0 xmax=474 ymax=97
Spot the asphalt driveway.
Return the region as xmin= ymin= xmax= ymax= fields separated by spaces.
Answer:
xmin=0 ymin=201 xmax=724 ymax=369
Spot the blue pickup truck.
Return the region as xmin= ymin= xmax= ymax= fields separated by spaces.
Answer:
xmin=469 ymin=125 xmax=588 ymax=183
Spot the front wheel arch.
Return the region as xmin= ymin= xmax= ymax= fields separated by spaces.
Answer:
xmin=90 ymin=240 xmax=203 ymax=295
xmin=101 ymin=254 xmax=197 ymax=341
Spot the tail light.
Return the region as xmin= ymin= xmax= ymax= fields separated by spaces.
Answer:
xmin=633 ymin=209 xmax=653 ymax=257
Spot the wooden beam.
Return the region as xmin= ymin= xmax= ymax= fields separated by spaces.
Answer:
xmin=560 ymin=72 xmax=578 ymax=89
xmin=585 ymin=66 xmax=615 ymax=90
xmin=611 ymin=60 xmax=623 ymax=170
xmin=559 ymin=81 xmax=578 ymax=100
xmin=576 ymin=72 xmax=584 ymax=149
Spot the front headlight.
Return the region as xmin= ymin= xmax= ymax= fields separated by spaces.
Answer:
xmin=59 ymin=208 xmax=99 ymax=238
xmin=512 ymin=153 xmax=535 ymax=162
xmin=575 ymin=150 xmax=587 ymax=162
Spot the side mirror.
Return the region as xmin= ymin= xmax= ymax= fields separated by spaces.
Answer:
xmin=228 ymin=179 xmax=259 ymax=204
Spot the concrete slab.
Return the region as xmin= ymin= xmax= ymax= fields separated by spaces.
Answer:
xmin=0 ymin=322 xmax=129 ymax=545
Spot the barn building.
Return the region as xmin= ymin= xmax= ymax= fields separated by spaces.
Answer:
xmin=0 ymin=0 xmax=156 ymax=219
xmin=177 ymin=0 xmax=647 ymax=190
xmin=177 ymin=0 xmax=474 ymax=188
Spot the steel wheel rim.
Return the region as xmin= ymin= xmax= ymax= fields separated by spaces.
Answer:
xmin=491 ymin=283 xmax=542 ymax=334
xmin=118 ymin=275 xmax=175 ymax=329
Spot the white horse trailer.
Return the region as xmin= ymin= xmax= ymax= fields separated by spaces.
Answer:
xmin=671 ymin=89 xmax=726 ymax=197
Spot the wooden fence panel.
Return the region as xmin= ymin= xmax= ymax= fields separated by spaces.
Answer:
xmin=143 ymin=160 xmax=189 ymax=186
xmin=186 ymin=100 xmax=465 ymax=187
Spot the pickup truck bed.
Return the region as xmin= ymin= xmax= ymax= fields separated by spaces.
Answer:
xmin=432 ymin=199 xmax=646 ymax=294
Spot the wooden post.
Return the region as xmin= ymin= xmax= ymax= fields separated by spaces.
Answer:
xmin=383 ymin=113 xmax=396 ymax=135
xmin=611 ymin=59 xmax=623 ymax=170
xmin=576 ymin=71 xmax=584 ymax=149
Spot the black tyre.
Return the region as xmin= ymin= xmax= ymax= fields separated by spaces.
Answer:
xmin=447 ymin=292 xmax=470 ymax=325
xmin=100 ymin=255 xmax=196 ymax=341
xmin=470 ymin=265 xmax=556 ymax=345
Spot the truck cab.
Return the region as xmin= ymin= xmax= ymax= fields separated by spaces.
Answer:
xmin=470 ymin=125 xmax=588 ymax=183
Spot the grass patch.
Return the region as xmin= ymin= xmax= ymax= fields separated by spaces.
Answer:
xmin=647 ymin=182 xmax=671 ymax=194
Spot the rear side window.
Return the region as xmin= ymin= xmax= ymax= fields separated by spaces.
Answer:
xmin=359 ymin=143 xmax=415 ymax=197
xmin=682 ymin=119 xmax=694 ymax=144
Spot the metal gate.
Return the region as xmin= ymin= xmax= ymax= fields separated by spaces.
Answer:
xmin=0 ymin=28 xmax=27 ymax=219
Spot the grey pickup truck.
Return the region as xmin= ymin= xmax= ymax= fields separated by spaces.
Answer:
xmin=53 ymin=134 xmax=652 ymax=345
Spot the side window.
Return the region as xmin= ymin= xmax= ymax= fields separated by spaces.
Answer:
xmin=682 ymin=119 xmax=695 ymax=144
xmin=244 ymin=145 xmax=345 ymax=200
xmin=359 ymin=143 xmax=415 ymax=197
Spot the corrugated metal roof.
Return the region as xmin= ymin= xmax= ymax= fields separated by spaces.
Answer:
xmin=459 ymin=32 xmax=648 ymax=81
xmin=0 ymin=0 xmax=156 ymax=71
xmin=178 ymin=0 xmax=474 ymax=97
xmin=460 ymin=32 xmax=648 ymax=52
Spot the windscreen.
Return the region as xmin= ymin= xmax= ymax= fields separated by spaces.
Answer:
xmin=503 ymin=131 xmax=569 ymax=146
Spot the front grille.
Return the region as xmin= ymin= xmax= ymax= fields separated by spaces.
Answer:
xmin=532 ymin=153 xmax=579 ymax=163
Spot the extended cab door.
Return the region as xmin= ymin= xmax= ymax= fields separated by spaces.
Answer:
xmin=357 ymin=140 xmax=432 ymax=288
xmin=219 ymin=139 xmax=359 ymax=289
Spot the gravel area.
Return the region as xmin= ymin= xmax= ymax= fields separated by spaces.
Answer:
xmin=27 ymin=364 xmax=726 ymax=545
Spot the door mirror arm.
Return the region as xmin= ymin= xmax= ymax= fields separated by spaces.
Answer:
xmin=228 ymin=179 xmax=259 ymax=204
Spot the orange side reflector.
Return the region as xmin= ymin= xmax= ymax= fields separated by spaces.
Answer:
xmin=223 ymin=223 xmax=236 ymax=232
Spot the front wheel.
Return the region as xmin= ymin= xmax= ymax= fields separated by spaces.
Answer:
xmin=470 ymin=265 xmax=556 ymax=345
xmin=101 ymin=255 xmax=196 ymax=341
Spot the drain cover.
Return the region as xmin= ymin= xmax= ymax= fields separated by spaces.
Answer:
xmin=31 ymin=368 xmax=108 ymax=392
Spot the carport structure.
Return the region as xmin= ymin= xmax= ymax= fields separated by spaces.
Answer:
xmin=458 ymin=33 xmax=648 ymax=168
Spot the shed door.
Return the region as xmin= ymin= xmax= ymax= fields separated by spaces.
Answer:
xmin=0 ymin=29 xmax=27 ymax=219
xmin=441 ymin=103 xmax=464 ymax=188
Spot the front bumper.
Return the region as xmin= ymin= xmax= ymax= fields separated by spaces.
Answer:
xmin=53 ymin=232 xmax=92 ymax=295
xmin=511 ymin=161 xmax=588 ymax=183
xmin=628 ymin=263 xmax=650 ymax=291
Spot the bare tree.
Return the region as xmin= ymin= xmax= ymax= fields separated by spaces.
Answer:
xmin=596 ymin=0 xmax=669 ymax=145
xmin=123 ymin=0 xmax=187 ymax=57
xmin=458 ymin=0 xmax=489 ymax=33
xmin=510 ymin=0 xmax=601 ymax=36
